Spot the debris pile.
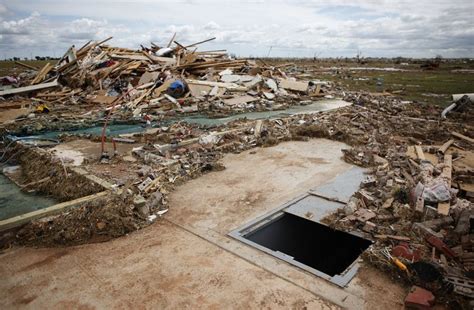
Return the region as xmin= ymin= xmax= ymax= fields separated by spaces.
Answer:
xmin=0 ymin=36 xmax=325 ymax=128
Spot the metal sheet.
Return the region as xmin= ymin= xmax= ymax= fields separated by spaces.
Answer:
xmin=284 ymin=194 xmax=343 ymax=222
xmin=309 ymin=166 xmax=365 ymax=203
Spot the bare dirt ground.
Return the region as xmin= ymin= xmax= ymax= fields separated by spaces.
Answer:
xmin=0 ymin=108 xmax=30 ymax=124
xmin=0 ymin=140 xmax=405 ymax=309
xmin=1 ymin=221 xmax=336 ymax=309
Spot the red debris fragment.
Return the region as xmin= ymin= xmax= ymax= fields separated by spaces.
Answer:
xmin=426 ymin=236 xmax=457 ymax=259
xmin=404 ymin=286 xmax=435 ymax=309
xmin=392 ymin=242 xmax=421 ymax=262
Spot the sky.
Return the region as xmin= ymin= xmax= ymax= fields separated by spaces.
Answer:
xmin=0 ymin=0 xmax=473 ymax=59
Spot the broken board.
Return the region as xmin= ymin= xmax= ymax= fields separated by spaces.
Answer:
xmin=223 ymin=95 xmax=259 ymax=106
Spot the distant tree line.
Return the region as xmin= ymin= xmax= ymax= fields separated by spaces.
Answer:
xmin=3 ymin=56 xmax=60 ymax=61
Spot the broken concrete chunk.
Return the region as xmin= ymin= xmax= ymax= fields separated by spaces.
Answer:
xmin=220 ymin=74 xmax=241 ymax=83
xmin=199 ymin=133 xmax=221 ymax=145
xmin=133 ymin=195 xmax=149 ymax=217
xmin=146 ymin=191 xmax=163 ymax=210
xmin=344 ymin=198 xmax=358 ymax=215
xmin=264 ymin=78 xmax=278 ymax=92
xmin=278 ymin=78 xmax=308 ymax=92
xmin=244 ymin=75 xmax=263 ymax=89
xmin=209 ymin=85 xmax=219 ymax=97
xmin=382 ymin=197 xmax=394 ymax=209
xmin=263 ymin=92 xmax=275 ymax=100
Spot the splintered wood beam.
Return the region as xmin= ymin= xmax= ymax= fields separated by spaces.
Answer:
xmin=14 ymin=61 xmax=39 ymax=71
xmin=184 ymin=37 xmax=216 ymax=48
xmin=451 ymin=131 xmax=474 ymax=144
xmin=415 ymin=145 xmax=426 ymax=161
xmin=438 ymin=139 xmax=454 ymax=154
xmin=0 ymin=191 xmax=109 ymax=232
xmin=0 ymin=79 xmax=59 ymax=96
xmin=31 ymin=62 xmax=54 ymax=85
xmin=167 ymin=32 xmax=176 ymax=48
xmin=442 ymin=154 xmax=452 ymax=186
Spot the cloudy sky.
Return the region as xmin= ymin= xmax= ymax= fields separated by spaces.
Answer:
xmin=0 ymin=0 xmax=473 ymax=59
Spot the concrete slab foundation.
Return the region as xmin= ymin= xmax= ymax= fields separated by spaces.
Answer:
xmin=0 ymin=139 xmax=407 ymax=309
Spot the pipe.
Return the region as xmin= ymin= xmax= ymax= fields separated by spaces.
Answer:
xmin=441 ymin=103 xmax=457 ymax=119
xmin=100 ymin=85 xmax=143 ymax=156
xmin=452 ymin=93 xmax=474 ymax=101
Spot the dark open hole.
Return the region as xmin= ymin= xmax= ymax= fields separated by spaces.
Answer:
xmin=244 ymin=213 xmax=372 ymax=276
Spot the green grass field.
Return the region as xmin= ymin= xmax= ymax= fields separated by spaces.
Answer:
xmin=316 ymin=69 xmax=474 ymax=106
xmin=0 ymin=60 xmax=51 ymax=77
xmin=261 ymin=58 xmax=474 ymax=106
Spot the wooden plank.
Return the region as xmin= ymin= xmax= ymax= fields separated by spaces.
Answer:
xmin=254 ymin=120 xmax=263 ymax=137
xmin=90 ymin=95 xmax=117 ymax=105
xmin=438 ymin=139 xmax=454 ymax=154
xmin=167 ymin=32 xmax=176 ymax=48
xmin=186 ymin=79 xmax=247 ymax=91
xmin=110 ymin=54 xmax=151 ymax=61
xmin=151 ymin=56 xmax=176 ymax=65
xmin=188 ymin=84 xmax=212 ymax=97
xmin=437 ymin=202 xmax=450 ymax=216
xmin=177 ymin=60 xmax=246 ymax=70
xmin=415 ymin=145 xmax=426 ymax=161
xmin=452 ymin=131 xmax=474 ymax=144
xmin=31 ymin=62 xmax=53 ymax=85
xmin=184 ymin=36 xmax=216 ymax=48
xmin=442 ymin=154 xmax=452 ymax=186
xmin=0 ymin=191 xmax=109 ymax=232
xmin=14 ymin=61 xmax=39 ymax=71
xmin=374 ymin=234 xmax=411 ymax=241
xmin=223 ymin=95 xmax=258 ymax=106
xmin=181 ymin=52 xmax=198 ymax=65
xmin=77 ymin=40 xmax=92 ymax=53
xmin=0 ymin=80 xmax=59 ymax=96
xmin=142 ymin=50 xmax=157 ymax=63
xmin=71 ymin=167 xmax=114 ymax=190
xmin=96 ymin=36 xmax=113 ymax=47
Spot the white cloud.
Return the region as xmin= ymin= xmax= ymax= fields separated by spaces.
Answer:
xmin=203 ymin=21 xmax=220 ymax=30
xmin=0 ymin=4 xmax=8 ymax=16
xmin=0 ymin=1 xmax=473 ymax=58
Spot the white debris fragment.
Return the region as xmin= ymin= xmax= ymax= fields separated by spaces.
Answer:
xmin=265 ymin=78 xmax=278 ymax=92
xmin=157 ymin=209 xmax=169 ymax=216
